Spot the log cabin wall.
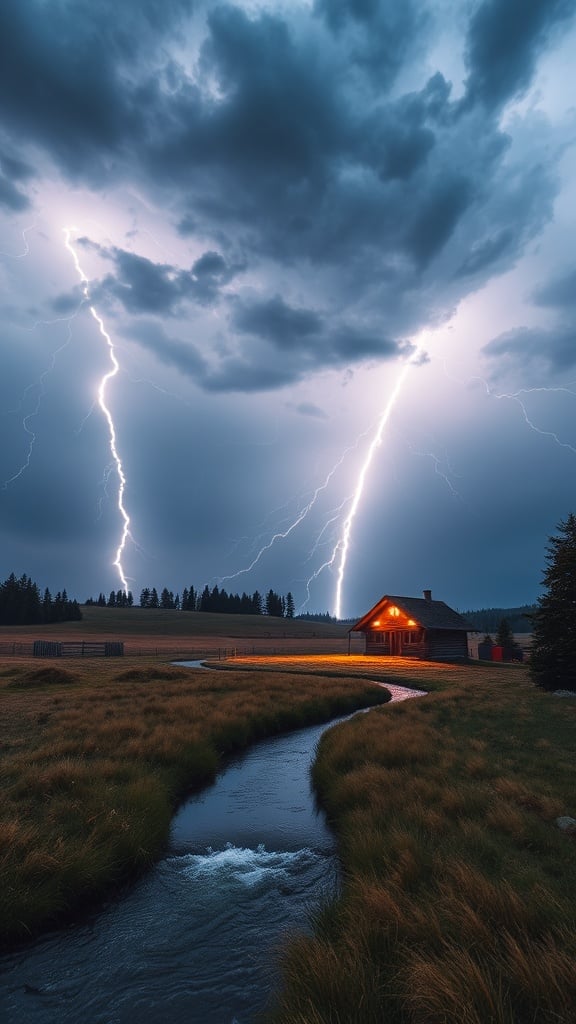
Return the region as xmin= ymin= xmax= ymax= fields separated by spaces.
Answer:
xmin=363 ymin=628 xmax=467 ymax=660
xmin=365 ymin=630 xmax=391 ymax=655
xmin=427 ymin=630 xmax=469 ymax=661
xmin=365 ymin=628 xmax=427 ymax=658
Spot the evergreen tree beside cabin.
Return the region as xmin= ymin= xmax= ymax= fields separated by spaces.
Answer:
xmin=530 ymin=513 xmax=576 ymax=691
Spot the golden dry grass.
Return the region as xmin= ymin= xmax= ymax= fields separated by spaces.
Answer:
xmin=0 ymin=655 xmax=389 ymax=945
xmin=225 ymin=652 xmax=521 ymax=690
xmin=265 ymin=658 xmax=576 ymax=1024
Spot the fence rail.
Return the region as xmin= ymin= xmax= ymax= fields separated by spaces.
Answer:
xmin=0 ymin=639 xmax=364 ymax=660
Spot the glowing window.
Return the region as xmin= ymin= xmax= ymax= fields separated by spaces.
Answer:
xmin=404 ymin=630 xmax=420 ymax=645
xmin=388 ymin=606 xmax=400 ymax=617
xmin=407 ymin=619 xmax=416 ymax=626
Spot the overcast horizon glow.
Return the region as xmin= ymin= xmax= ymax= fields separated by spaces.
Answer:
xmin=1 ymin=0 xmax=576 ymax=616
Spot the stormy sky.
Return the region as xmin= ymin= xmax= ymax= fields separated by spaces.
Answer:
xmin=1 ymin=0 xmax=575 ymax=616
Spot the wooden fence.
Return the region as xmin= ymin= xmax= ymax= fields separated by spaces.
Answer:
xmin=32 ymin=641 xmax=125 ymax=657
xmin=0 ymin=639 xmax=361 ymax=660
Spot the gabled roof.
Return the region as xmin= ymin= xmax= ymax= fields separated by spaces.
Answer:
xmin=351 ymin=595 xmax=471 ymax=632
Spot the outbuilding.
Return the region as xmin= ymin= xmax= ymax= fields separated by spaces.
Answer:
xmin=350 ymin=590 xmax=470 ymax=661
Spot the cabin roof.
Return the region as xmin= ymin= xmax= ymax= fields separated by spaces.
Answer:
xmin=351 ymin=595 xmax=470 ymax=633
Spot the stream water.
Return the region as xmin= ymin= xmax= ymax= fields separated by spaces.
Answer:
xmin=0 ymin=679 xmax=425 ymax=1024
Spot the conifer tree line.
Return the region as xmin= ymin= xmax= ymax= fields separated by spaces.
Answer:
xmin=136 ymin=583 xmax=296 ymax=617
xmin=85 ymin=591 xmax=134 ymax=608
xmin=0 ymin=573 xmax=82 ymax=626
xmin=85 ymin=585 xmax=335 ymax=620
xmin=87 ymin=583 xmax=295 ymax=616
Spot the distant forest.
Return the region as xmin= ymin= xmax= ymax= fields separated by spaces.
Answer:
xmin=2 ymin=571 xmax=536 ymax=631
xmin=461 ymin=604 xmax=537 ymax=633
xmin=86 ymin=584 xmax=298 ymax=618
xmin=0 ymin=573 xmax=82 ymax=626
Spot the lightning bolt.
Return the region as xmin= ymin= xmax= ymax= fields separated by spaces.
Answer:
xmin=479 ymin=381 xmax=576 ymax=455
xmin=0 ymin=220 xmax=36 ymax=259
xmin=64 ymin=228 xmax=132 ymax=591
xmin=444 ymin=363 xmax=576 ymax=456
xmin=332 ymin=354 xmax=420 ymax=619
xmin=2 ymin=320 xmax=76 ymax=489
xmin=216 ymin=343 xmax=425 ymax=615
xmin=405 ymin=439 xmax=463 ymax=500
xmin=217 ymin=430 xmax=373 ymax=586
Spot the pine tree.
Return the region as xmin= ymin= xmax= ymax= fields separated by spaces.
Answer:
xmin=530 ymin=513 xmax=576 ymax=691
xmin=160 ymin=587 xmax=174 ymax=609
xmin=285 ymin=592 xmax=295 ymax=619
xmin=265 ymin=589 xmax=284 ymax=617
xmin=495 ymin=617 xmax=513 ymax=648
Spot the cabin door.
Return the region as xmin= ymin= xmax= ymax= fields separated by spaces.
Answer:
xmin=390 ymin=631 xmax=402 ymax=656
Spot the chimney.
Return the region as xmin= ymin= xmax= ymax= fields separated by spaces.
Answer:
xmin=423 ymin=589 xmax=432 ymax=602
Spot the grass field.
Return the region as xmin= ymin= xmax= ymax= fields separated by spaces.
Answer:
xmin=222 ymin=652 xmax=523 ymax=690
xmin=264 ymin=660 xmax=576 ymax=1024
xmin=0 ymin=606 xmax=365 ymax=658
xmin=0 ymin=652 xmax=389 ymax=947
xmin=2 ymin=611 xmax=574 ymax=1021
xmin=0 ymin=604 xmax=353 ymax=641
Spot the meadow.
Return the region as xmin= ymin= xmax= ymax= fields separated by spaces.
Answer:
xmin=0 ymin=652 xmax=389 ymax=946
xmin=2 ymin=611 xmax=575 ymax=1022
xmin=264 ymin=659 xmax=576 ymax=1024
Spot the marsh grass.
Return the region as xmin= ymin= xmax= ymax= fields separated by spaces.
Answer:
xmin=0 ymin=657 xmax=389 ymax=945
xmin=267 ymin=667 xmax=576 ymax=1024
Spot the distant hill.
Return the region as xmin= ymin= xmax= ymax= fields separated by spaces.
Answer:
xmin=461 ymin=604 xmax=537 ymax=633
xmin=0 ymin=604 xmax=350 ymax=639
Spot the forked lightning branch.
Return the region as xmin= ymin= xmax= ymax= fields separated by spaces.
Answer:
xmin=63 ymin=229 xmax=132 ymax=592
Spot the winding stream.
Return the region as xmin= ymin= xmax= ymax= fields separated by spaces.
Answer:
xmin=0 ymin=679 xmax=425 ymax=1024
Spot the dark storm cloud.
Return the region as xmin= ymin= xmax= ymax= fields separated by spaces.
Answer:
xmin=230 ymin=294 xmax=401 ymax=382
xmin=463 ymin=0 xmax=576 ymax=110
xmin=314 ymin=0 xmax=424 ymax=83
xmin=202 ymin=361 xmax=301 ymax=393
xmin=124 ymin=321 xmax=207 ymax=378
xmin=151 ymin=4 xmax=556 ymax=305
xmin=0 ymin=0 xmax=191 ymax=180
xmin=406 ymin=174 xmax=473 ymax=268
xmin=484 ymin=263 xmax=576 ymax=377
xmin=100 ymin=251 xmax=193 ymax=315
xmin=1 ymin=0 xmax=572 ymax=389
xmin=533 ymin=268 xmax=576 ymax=311
xmin=190 ymin=250 xmax=245 ymax=305
xmin=0 ymin=146 xmax=33 ymax=210
xmin=158 ymin=2 xmax=349 ymax=223
xmin=123 ymin=317 xmax=302 ymax=392
xmin=81 ymin=242 xmax=238 ymax=315
xmin=0 ymin=173 xmax=30 ymax=211
xmin=454 ymin=229 xmax=514 ymax=277
xmin=232 ymin=296 xmax=323 ymax=349
xmin=51 ymin=290 xmax=84 ymax=316
xmin=482 ymin=325 xmax=576 ymax=374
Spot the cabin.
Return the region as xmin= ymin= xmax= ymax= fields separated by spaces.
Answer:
xmin=350 ymin=590 xmax=470 ymax=662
